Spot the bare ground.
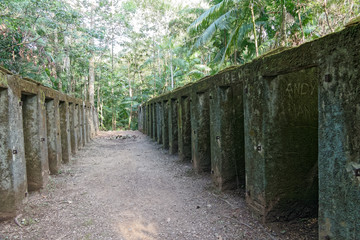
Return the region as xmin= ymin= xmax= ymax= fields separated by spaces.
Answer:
xmin=0 ymin=131 xmax=317 ymax=240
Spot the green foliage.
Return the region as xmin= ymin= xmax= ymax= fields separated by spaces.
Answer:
xmin=0 ymin=0 xmax=358 ymax=131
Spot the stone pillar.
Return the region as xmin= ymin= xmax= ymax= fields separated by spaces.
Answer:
xmin=69 ymin=103 xmax=77 ymax=154
xmin=0 ymin=85 xmax=27 ymax=220
xmin=138 ymin=105 xmax=143 ymax=132
xmin=152 ymin=103 xmax=157 ymax=141
xmin=45 ymin=99 xmax=62 ymax=174
xmin=86 ymin=107 xmax=91 ymax=142
xmin=148 ymin=104 xmax=151 ymax=136
xmin=157 ymin=102 xmax=163 ymax=144
xmin=244 ymin=68 xmax=318 ymax=222
xmin=142 ymin=105 xmax=146 ymax=134
xmin=318 ymin=34 xmax=360 ymax=239
xmin=169 ymin=99 xmax=178 ymax=154
xmin=81 ymin=104 xmax=86 ymax=146
xmin=191 ymin=91 xmax=211 ymax=173
xmin=178 ymin=96 xmax=192 ymax=161
xmin=59 ymin=101 xmax=71 ymax=164
xmin=76 ymin=104 xmax=83 ymax=149
xmin=209 ymin=85 xmax=244 ymax=191
xmin=22 ymin=91 xmax=49 ymax=191
xmin=162 ymin=100 xmax=169 ymax=149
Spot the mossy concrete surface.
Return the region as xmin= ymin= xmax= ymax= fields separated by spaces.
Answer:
xmin=45 ymin=99 xmax=62 ymax=174
xmin=191 ymin=91 xmax=210 ymax=173
xmin=178 ymin=96 xmax=192 ymax=161
xmin=162 ymin=101 xmax=169 ymax=149
xmin=0 ymin=67 xmax=98 ymax=221
xmin=318 ymin=23 xmax=360 ymax=240
xmin=168 ymin=99 xmax=178 ymax=155
xmin=138 ymin=23 xmax=360 ymax=239
xmin=156 ymin=102 xmax=163 ymax=144
xmin=22 ymin=93 xmax=49 ymax=192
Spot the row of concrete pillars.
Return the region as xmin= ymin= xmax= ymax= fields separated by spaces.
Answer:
xmin=138 ymin=23 xmax=360 ymax=240
xmin=0 ymin=69 xmax=98 ymax=220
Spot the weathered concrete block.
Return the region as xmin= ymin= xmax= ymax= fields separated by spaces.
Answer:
xmin=22 ymin=91 xmax=49 ymax=191
xmin=45 ymin=99 xmax=62 ymax=174
xmin=59 ymin=101 xmax=71 ymax=164
xmin=318 ymin=24 xmax=360 ymax=240
xmin=152 ymin=103 xmax=157 ymax=141
xmin=162 ymin=101 xmax=169 ymax=149
xmin=178 ymin=96 xmax=192 ymax=161
xmin=191 ymin=91 xmax=211 ymax=173
xmin=85 ymin=107 xmax=90 ymax=142
xmin=157 ymin=102 xmax=163 ymax=144
xmin=0 ymin=84 xmax=27 ymax=220
xmin=81 ymin=104 xmax=86 ymax=146
xmin=138 ymin=105 xmax=144 ymax=132
xmin=168 ymin=99 xmax=178 ymax=154
xmin=210 ymin=82 xmax=244 ymax=190
xmin=76 ymin=104 xmax=83 ymax=149
xmin=69 ymin=103 xmax=78 ymax=154
xmin=244 ymin=67 xmax=318 ymax=222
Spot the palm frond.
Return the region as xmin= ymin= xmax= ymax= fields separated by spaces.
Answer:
xmin=187 ymin=0 xmax=236 ymax=35
xmin=194 ymin=9 xmax=235 ymax=49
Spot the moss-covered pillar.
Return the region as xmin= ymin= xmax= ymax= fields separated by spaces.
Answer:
xmin=81 ymin=103 xmax=86 ymax=146
xmin=169 ymin=98 xmax=178 ymax=154
xmin=244 ymin=68 xmax=318 ymax=222
xmin=149 ymin=104 xmax=153 ymax=138
xmin=209 ymin=84 xmax=244 ymax=191
xmin=318 ymin=28 xmax=360 ymax=239
xmin=162 ymin=100 xmax=169 ymax=149
xmin=69 ymin=103 xmax=77 ymax=155
xmin=22 ymin=91 xmax=49 ymax=191
xmin=45 ymin=99 xmax=62 ymax=174
xmin=157 ymin=102 xmax=163 ymax=144
xmin=191 ymin=91 xmax=211 ymax=173
xmin=152 ymin=103 xmax=157 ymax=141
xmin=85 ymin=107 xmax=90 ymax=142
xmin=76 ymin=104 xmax=83 ymax=149
xmin=0 ymin=84 xmax=27 ymax=220
xmin=59 ymin=101 xmax=71 ymax=164
xmin=178 ymin=96 xmax=192 ymax=161
xmin=138 ymin=105 xmax=143 ymax=132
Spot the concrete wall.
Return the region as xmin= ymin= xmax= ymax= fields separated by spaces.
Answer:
xmin=138 ymin=23 xmax=360 ymax=239
xmin=0 ymin=67 xmax=98 ymax=221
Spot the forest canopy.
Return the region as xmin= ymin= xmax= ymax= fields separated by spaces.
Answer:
xmin=0 ymin=0 xmax=359 ymax=130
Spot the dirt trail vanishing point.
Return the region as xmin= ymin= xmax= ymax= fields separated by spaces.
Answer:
xmin=0 ymin=131 xmax=317 ymax=240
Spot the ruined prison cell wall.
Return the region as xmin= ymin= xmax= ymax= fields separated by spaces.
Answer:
xmin=0 ymin=67 xmax=99 ymax=221
xmin=138 ymin=23 xmax=360 ymax=239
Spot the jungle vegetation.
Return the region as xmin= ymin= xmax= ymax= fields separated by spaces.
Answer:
xmin=0 ymin=0 xmax=358 ymax=129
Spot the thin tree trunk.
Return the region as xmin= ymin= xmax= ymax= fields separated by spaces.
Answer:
xmin=280 ymin=0 xmax=287 ymax=46
xmin=111 ymin=0 xmax=116 ymax=130
xmin=88 ymin=4 xmax=95 ymax=105
xmin=250 ymin=0 xmax=259 ymax=57
xmin=323 ymin=0 xmax=334 ymax=32
xmin=170 ymin=50 xmax=174 ymax=89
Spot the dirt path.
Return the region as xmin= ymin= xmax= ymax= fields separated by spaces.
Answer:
xmin=0 ymin=131 xmax=317 ymax=240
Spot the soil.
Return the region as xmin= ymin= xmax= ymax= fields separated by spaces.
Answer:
xmin=0 ymin=131 xmax=317 ymax=240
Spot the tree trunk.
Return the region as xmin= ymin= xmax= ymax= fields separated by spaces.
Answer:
xmin=323 ymin=0 xmax=334 ymax=33
xmin=250 ymin=0 xmax=259 ymax=57
xmin=170 ymin=50 xmax=174 ymax=89
xmin=280 ymin=0 xmax=287 ymax=47
xmin=88 ymin=4 xmax=95 ymax=105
